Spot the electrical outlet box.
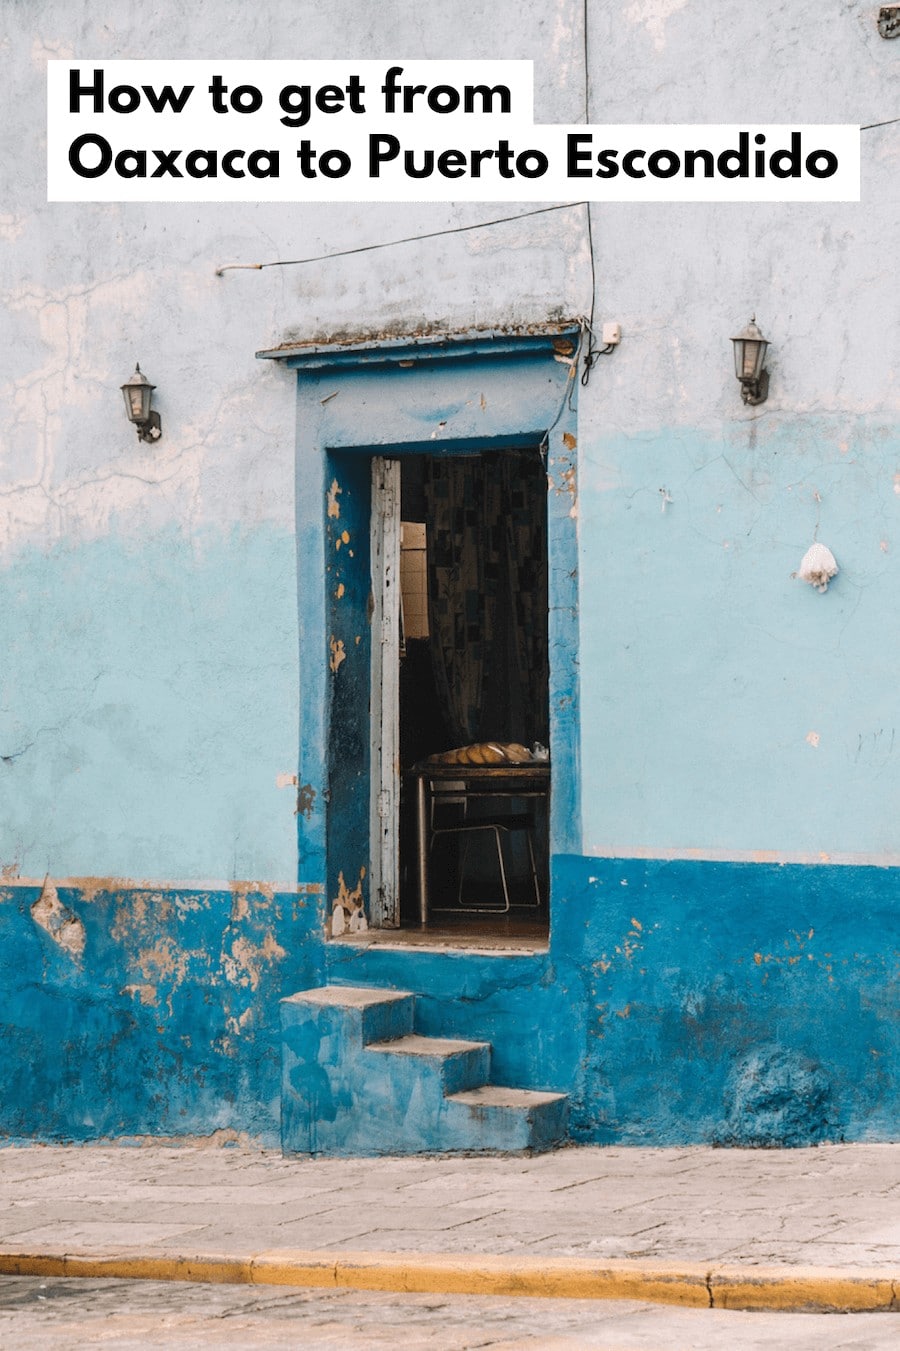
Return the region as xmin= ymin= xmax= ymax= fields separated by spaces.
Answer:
xmin=602 ymin=322 xmax=622 ymax=346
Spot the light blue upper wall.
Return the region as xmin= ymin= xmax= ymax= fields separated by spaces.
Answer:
xmin=1 ymin=1 xmax=898 ymax=880
xmin=573 ymin=8 xmax=900 ymax=861
xmin=1 ymin=528 xmax=301 ymax=881
xmin=579 ymin=417 xmax=900 ymax=859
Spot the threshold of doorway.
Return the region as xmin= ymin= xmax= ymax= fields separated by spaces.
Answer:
xmin=330 ymin=919 xmax=549 ymax=955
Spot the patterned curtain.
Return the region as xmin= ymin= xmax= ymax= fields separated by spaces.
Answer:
xmin=424 ymin=451 xmax=548 ymax=746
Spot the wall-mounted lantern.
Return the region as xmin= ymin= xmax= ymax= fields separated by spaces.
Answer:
xmin=731 ymin=317 xmax=770 ymax=406
xmin=120 ymin=364 xmax=162 ymax=442
xmin=877 ymin=6 xmax=900 ymax=39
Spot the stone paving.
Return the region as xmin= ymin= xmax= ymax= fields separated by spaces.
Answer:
xmin=1 ymin=1276 xmax=898 ymax=1349
xmin=0 ymin=1140 xmax=897 ymax=1270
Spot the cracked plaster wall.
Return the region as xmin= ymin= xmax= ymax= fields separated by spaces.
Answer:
xmin=1 ymin=0 xmax=582 ymax=883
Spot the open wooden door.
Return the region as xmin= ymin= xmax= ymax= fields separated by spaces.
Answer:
xmin=368 ymin=456 xmax=401 ymax=926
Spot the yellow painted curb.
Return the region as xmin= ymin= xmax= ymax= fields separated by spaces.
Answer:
xmin=65 ymin=1254 xmax=253 ymax=1286
xmin=0 ymin=1249 xmax=896 ymax=1312
xmin=250 ymin=1251 xmax=711 ymax=1305
xmin=347 ymin=1253 xmax=708 ymax=1305
xmin=0 ymin=1252 xmax=252 ymax=1286
xmin=710 ymin=1265 xmax=898 ymax=1313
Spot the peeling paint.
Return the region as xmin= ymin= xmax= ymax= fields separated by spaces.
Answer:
xmin=176 ymin=894 xmax=206 ymax=914
xmin=225 ymin=1006 xmax=254 ymax=1036
xmin=122 ymin=982 xmax=158 ymax=1006
xmin=2 ymin=880 xmax=316 ymax=1143
xmin=71 ymin=877 xmax=124 ymax=904
xmin=221 ymin=932 xmax=286 ymax=991
xmin=329 ymin=635 xmax=347 ymax=672
xmin=296 ymin=783 xmax=316 ymax=818
xmin=330 ymin=865 xmax=367 ymax=936
xmin=327 ymin=479 xmax=342 ymax=518
xmin=137 ymin=939 xmax=190 ymax=986
xmin=230 ymin=890 xmax=251 ymax=922
xmin=30 ymin=880 xmax=85 ymax=961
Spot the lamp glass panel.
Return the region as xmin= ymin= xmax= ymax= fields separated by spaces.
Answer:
xmin=124 ymin=385 xmax=149 ymax=421
xmin=735 ymin=339 xmax=766 ymax=382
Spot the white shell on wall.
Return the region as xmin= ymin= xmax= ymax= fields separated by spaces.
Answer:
xmin=796 ymin=543 xmax=839 ymax=593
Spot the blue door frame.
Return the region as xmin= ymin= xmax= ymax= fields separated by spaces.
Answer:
xmin=258 ymin=327 xmax=583 ymax=930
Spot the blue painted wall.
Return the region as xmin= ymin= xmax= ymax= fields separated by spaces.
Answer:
xmin=0 ymin=1 xmax=897 ymax=1147
xmin=1 ymin=853 xmax=894 ymax=1145
xmin=0 ymin=881 xmax=325 ymax=1143
xmin=579 ymin=417 xmax=900 ymax=861
xmin=1 ymin=528 xmax=299 ymax=882
xmin=327 ymin=855 xmax=898 ymax=1146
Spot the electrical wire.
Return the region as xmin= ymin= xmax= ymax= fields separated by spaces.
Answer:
xmin=860 ymin=117 xmax=900 ymax=131
xmin=580 ymin=0 xmax=600 ymax=386
xmin=539 ymin=323 xmax=585 ymax=461
xmin=214 ymin=201 xmax=587 ymax=275
xmin=580 ymin=204 xmax=606 ymax=386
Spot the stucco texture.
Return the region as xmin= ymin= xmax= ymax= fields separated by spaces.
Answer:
xmin=0 ymin=2 xmax=897 ymax=1147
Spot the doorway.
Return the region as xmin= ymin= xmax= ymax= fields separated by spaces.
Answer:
xmin=288 ymin=329 xmax=581 ymax=953
xmin=370 ymin=448 xmax=551 ymax=935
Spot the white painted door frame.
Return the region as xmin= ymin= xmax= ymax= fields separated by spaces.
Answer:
xmin=369 ymin=456 xmax=401 ymax=927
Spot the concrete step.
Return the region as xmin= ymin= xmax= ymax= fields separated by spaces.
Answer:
xmin=366 ymin=1033 xmax=491 ymax=1096
xmin=446 ymin=1085 xmax=569 ymax=1153
xmin=281 ymin=984 xmax=415 ymax=1045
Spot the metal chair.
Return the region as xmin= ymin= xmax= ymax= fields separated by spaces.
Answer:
xmin=428 ymin=778 xmax=542 ymax=913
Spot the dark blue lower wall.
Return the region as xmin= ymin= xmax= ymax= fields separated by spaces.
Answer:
xmin=327 ymin=856 xmax=899 ymax=1146
xmin=0 ymin=882 xmax=325 ymax=1144
xmin=2 ymin=857 xmax=897 ymax=1147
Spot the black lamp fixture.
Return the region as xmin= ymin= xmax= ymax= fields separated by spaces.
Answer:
xmin=731 ymin=317 xmax=770 ymax=406
xmin=120 ymin=364 xmax=162 ymax=442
